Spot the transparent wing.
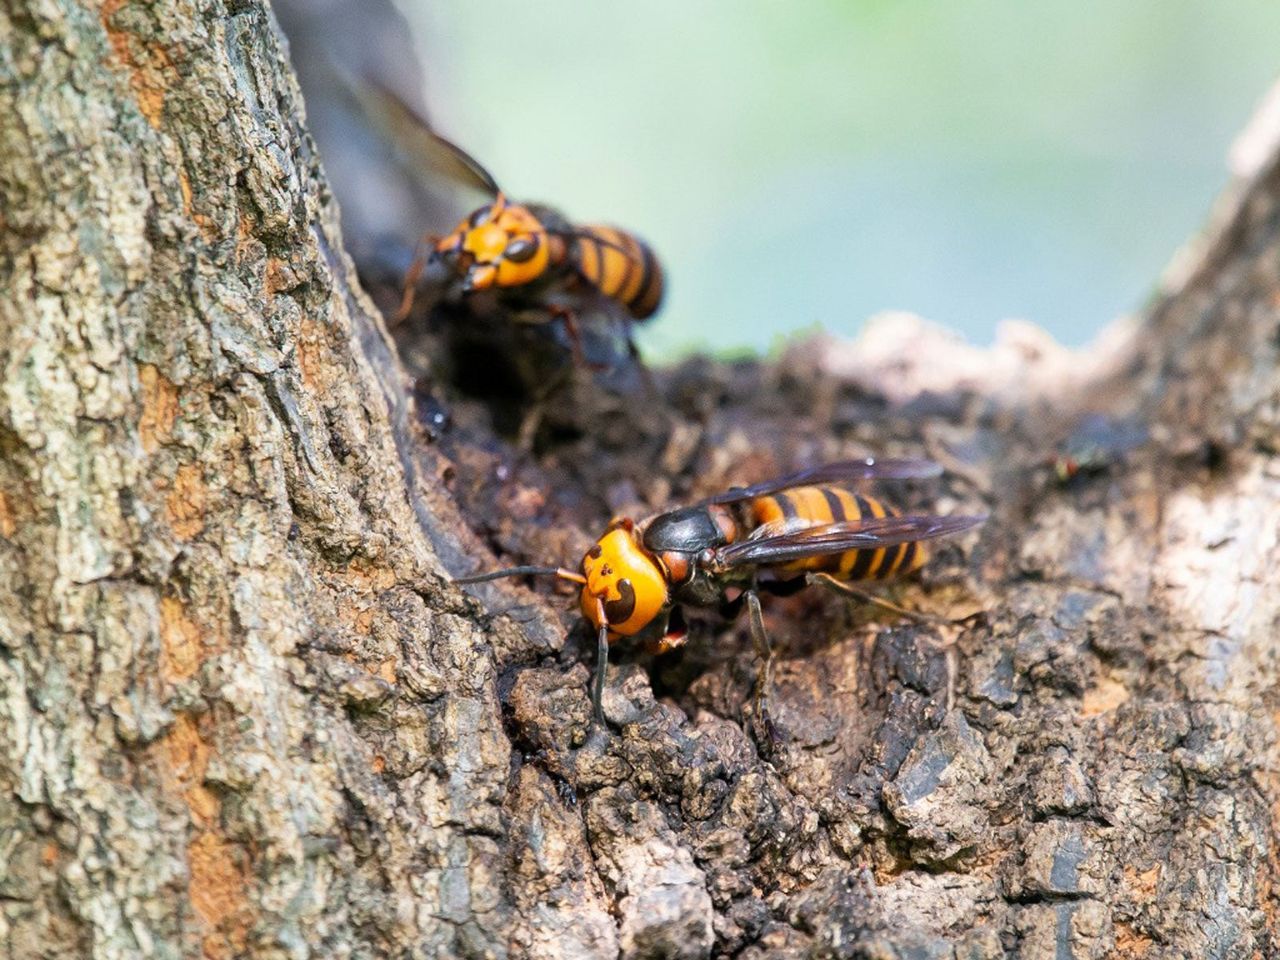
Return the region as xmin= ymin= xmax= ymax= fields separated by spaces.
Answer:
xmin=705 ymin=458 xmax=944 ymax=506
xmin=713 ymin=514 xmax=985 ymax=569
xmin=346 ymin=74 xmax=501 ymax=196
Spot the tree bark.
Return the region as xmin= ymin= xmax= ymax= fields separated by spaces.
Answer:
xmin=0 ymin=2 xmax=508 ymax=957
xmin=2 ymin=4 xmax=1278 ymax=959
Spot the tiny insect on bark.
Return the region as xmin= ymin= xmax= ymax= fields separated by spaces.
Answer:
xmin=455 ymin=457 xmax=985 ymax=736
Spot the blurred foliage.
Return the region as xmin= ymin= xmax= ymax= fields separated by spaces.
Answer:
xmin=403 ymin=0 xmax=1280 ymax=359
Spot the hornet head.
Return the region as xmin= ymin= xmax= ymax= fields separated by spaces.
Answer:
xmin=579 ymin=518 xmax=670 ymax=639
xmin=434 ymin=194 xmax=552 ymax=291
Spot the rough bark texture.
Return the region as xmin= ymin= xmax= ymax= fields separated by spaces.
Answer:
xmin=0 ymin=2 xmax=507 ymax=957
xmin=2 ymin=3 xmax=1279 ymax=959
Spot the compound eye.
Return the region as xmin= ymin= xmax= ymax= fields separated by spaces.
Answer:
xmin=504 ymin=236 xmax=538 ymax=263
xmin=603 ymin=580 xmax=637 ymax=625
xmin=468 ymin=206 xmax=491 ymax=228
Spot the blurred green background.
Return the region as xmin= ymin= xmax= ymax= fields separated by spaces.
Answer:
xmin=403 ymin=1 xmax=1280 ymax=360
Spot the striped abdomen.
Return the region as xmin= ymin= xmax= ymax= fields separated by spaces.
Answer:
xmin=571 ymin=225 xmax=664 ymax=319
xmin=748 ymin=485 xmax=926 ymax=580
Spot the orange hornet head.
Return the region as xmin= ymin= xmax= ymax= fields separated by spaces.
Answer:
xmin=579 ymin=519 xmax=670 ymax=639
xmin=434 ymin=194 xmax=552 ymax=290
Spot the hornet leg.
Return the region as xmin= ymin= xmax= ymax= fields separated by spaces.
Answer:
xmin=393 ymin=233 xmax=439 ymax=324
xmin=643 ymin=610 xmax=688 ymax=656
xmin=623 ymin=316 xmax=659 ymax=398
xmin=745 ymin=589 xmax=779 ymax=746
xmin=593 ymin=619 xmax=610 ymax=727
xmin=548 ymin=305 xmax=610 ymax=372
xmin=804 ymin=572 xmax=950 ymax=625
xmin=549 ymin=305 xmax=587 ymax=368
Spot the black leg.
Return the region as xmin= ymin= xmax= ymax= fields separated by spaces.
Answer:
xmin=745 ymin=589 xmax=779 ymax=745
xmin=593 ymin=621 xmax=609 ymax=726
xmin=623 ymin=316 xmax=658 ymax=396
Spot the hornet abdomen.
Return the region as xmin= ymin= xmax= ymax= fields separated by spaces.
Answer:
xmin=572 ymin=225 xmax=664 ymax=320
xmin=748 ymin=485 xmax=927 ymax=580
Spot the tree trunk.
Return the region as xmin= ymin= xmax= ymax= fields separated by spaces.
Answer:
xmin=1 ymin=4 xmax=1278 ymax=959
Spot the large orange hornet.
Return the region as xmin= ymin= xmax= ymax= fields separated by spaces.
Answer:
xmin=456 ymin=458 xmax=985 ymax=730
xmin=430 ymin=193 xmax=663 ymax=325
xmin=356 ymin=80 xmax=663 ymax=355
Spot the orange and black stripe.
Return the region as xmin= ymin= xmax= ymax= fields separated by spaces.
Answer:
xmin=572 ymin=225 xmax=664 ymax=320
xmin=747 ymin=485 xmax=927 ymax=580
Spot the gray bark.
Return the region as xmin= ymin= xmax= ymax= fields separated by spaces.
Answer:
xmin=2 ymin=3 xmax=1279 ymax=959
xmin=0 ymin=2 xmax=505 ymax=957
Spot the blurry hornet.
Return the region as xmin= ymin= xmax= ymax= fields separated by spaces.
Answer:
xmin=355 ymin=79 xmax=664 ymax=364
xmin=455 ymin=458 xmax=985 ymax=731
